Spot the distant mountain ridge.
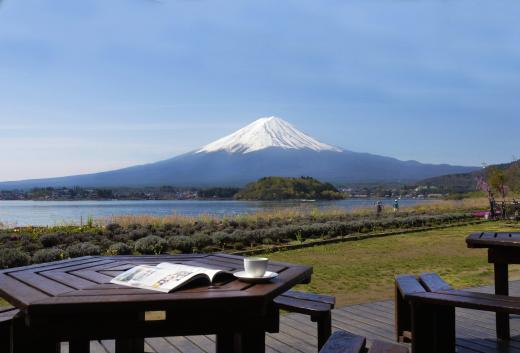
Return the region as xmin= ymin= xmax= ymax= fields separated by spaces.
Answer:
xmin=418 ymin=160 xmax=520 ymax=193
xmin=0 ymin=116 xmax=479 ymax=189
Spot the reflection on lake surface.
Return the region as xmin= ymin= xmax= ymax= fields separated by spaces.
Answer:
xmin=0 ymin=199 xmax=434 ymax=226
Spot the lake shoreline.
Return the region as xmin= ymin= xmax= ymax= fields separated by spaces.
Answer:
xmin=0 ymin=199 xmax=437 ymax=227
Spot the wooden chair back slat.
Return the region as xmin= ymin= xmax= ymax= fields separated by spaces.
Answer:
xmin=419 ymin=273 xmax=453 ymax=292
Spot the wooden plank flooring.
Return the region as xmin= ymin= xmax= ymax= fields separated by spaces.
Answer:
xmin=59 ymin=280 xmax=520 ymax=353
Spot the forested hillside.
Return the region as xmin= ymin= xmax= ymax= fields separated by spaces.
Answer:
xmin=235 ymin=176 xmax=346 ymax=200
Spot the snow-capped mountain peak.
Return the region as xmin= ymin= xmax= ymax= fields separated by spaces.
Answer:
xmin=196 ymin=116 xmax=343 ymax=154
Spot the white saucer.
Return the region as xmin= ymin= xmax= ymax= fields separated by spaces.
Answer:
xmin=233 ymin=271 xmax=278 ymax=283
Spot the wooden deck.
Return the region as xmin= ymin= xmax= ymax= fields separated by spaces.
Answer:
xmin=60 ymin=280 xmax=520 ymax=353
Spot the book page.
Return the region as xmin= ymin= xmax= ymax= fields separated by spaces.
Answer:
xmin=111 ymin=264 xmax=202 ymax=293
xmin=157 ymin=262 xmax=226 ymax=283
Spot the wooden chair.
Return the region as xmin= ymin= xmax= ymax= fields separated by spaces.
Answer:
xmin=319 ymin=330 xmax=409 ymax=353
xmin=395 ymin=272 xmax=520 ymax=353
xmin=274 ymin=290 xmax=335 ymax=350
xmin=394 ymin=275 xmax=428 ymax=343
xmin=0 ymin=306 xmax=20 ymax=353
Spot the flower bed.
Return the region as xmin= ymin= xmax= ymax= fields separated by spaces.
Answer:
xmin=0 ymin=212 xmax=474 ymax=268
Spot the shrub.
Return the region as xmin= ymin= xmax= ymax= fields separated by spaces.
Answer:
xmin=126 ymin=223 xmax=142 ymax=230
xmin=128 ymin=229 xmax=148 ymax=240
xmin=0 ymin=233 xmax=10 ymax=244
xmin=135 ymin=235 xmax=169 ymax=255
xmin=67 ymin=242 xmax=101 ymax=258
xmin=22 ymin=242 xmax=42 ymax=253
xmin=105 ymin=223 xmax=121 ymax=233
xmin=86 ymin=216 xmax=94 ymax=228
xmin=70 ymin=233 xmax=89 ymax=243
xmin=19 ymin=233 xmax=35 ymax=243
xmin=168 ymin=236 xmax=194 ymax=253
xmin=160 ymin=223 xmax=174 ymax=232
xmin=107 ymin=242 xmax=133 ymax=255
xmin=40 ymin=234 xmax=60 ymax=248
xmin=0 ymin=248 xmax=31 ymax=268
xmin=32 ymin=248 xmax=67 ymax=264
xmin=191 ymin=233 xmax=212 ymax=250
xmin=262 ymin=238 xmax=273 ymax=245
xmin=55 ymin=232 xmax=75 ymax=245
xmin=98 ymin=238 xmax=113 ymax=251
xmin=243 ymin=229 xmax=263 ymax=246
xmin=211 ymin=232 xmax=234 ymax=249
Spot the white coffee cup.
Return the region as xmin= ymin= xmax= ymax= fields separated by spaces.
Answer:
xmin=244 ymin=257 xmax=269 ymax=278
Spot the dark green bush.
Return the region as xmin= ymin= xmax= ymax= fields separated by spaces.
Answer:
xmin=128 ymin=229 xmax=148 ymax=240
xmin=22 ymin=242 xmax=42 ymax=253
xmin=0 ymin=212 xmax=473 ymax=259
xmin=105 ymin=223 xmax=121 ymax=233
xmin=191 ymin=233 xmax=212 ymax=250
xmin=0 ymin=233 xmax=11 ymax=243
xmin=168 ymin=236 xmax=194 ymax=253
xmin=107 ymin=242 xmax=133 ymax=255
xmin=19 ymin=233 xmax=35 ymax=243
xmin=70 ymin=233 xmax=90 ymax=243
xmin=67 ymin=242 xmax=101 ymax=258
xmin=135 ymin=235 xmax=169 ymax=255
xmin=127 ymin=223 xmax=142 ymax=230
xmin=160 ymin=223 xmax=174 ymax=232
xmin=40 ymin=234 xmax=60 ymax=248
xmin=211 ymin=232 xmax=234 ymax=248
xmin=0 ymin=248 xmax=31 ymax=268
xmin=98 ymin=238 xmax=113 ymax=251
xmin=32 ymin=248 xmax=67 ymax=264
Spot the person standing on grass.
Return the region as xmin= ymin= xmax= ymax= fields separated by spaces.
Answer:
xmin=376 ymin=201 xmax=383 ymax=218
xmin=393 ymin=199 xmax=399 ymax=213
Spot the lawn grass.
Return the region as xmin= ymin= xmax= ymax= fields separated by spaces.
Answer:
xmin=270 ymin=221 xmax=520 ymax=307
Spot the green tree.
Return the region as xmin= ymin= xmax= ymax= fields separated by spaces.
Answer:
xmin=487 ymin=167 xmax=508 ymax=200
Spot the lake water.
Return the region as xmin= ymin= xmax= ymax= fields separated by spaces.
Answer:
xmin=0 ymin=199 xmax=433 ymax=226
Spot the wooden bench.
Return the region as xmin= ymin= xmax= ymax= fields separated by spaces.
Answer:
xmin=274 ymin=290 xmax=335 ymax=350
xmin=0 ymin=306 xmax=20 ymax=353
xmin=395 ymin=272 xmax=520 ymax=353
xmin=319 ymin=330 xmax=409 ymax=353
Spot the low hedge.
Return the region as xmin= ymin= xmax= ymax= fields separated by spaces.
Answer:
xmin=0 ymin=248 xmax=31 ymax=268
xmin=67 ymin=242 xmax=101 ymax=258
xmin=135 ymin=235 xmax=169 ymax=255
xmin=32 ymin=248 xmax=67 ymax=264
xmin=0 ymin=212 xmax=476 ymax=267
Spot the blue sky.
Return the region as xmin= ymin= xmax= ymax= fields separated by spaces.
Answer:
xmin=1 ymin=0 xmax=519 ymax=181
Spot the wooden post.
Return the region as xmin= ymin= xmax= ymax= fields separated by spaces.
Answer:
xmin=115 ymin=312 xmax=145 ymax=353
xmin=11 ymin=316 xmax=60 ymax=353
xmin=237 ymin=331 xmax=265 ymax=353
xmin=216 ymin=333 xmax=237 ymax=353
xmin=312 ymin=311 xmax=332 ymax=351
xmin=115 ymin=338 xmax=145 ymax=353
xmin=395 ymin=283 xmax=411 ymax=342
xmin=433 ymin=306 xmax=456 ymax=353
xmin=411 ymin=302 xmax=455 ymax=353
xmin=69 ymin=340 xmax=90 ymax=353
xmin=494 ymin=262 xmax=510 ymax=340
xmin=1 ymin=320 xmax=11 ymax=353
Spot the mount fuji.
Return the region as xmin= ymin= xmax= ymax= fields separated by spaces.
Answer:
xmin=0 ymin=117 xmax=478 ymax=189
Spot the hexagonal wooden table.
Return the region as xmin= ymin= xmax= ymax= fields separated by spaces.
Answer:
xmin=0 ymin=254 xmax=312 ymax=353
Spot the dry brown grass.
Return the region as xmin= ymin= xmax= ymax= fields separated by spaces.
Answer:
xmin=96 ymin=198 xmax=488 ymax=227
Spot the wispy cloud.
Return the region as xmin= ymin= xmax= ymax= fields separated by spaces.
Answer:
xmin=0 ymin=122 xmax=234 ymax=132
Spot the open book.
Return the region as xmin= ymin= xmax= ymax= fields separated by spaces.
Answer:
xmin=110 ymin=263 xmax=231 ymax=293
